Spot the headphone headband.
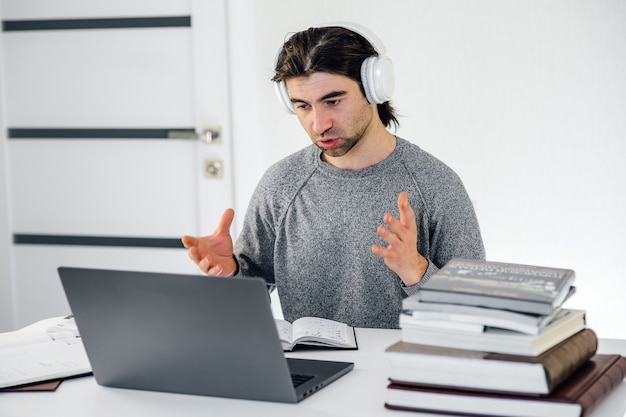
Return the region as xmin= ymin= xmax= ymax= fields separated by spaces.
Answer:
xmin=321 ymin=21 xmax=388 ymax=55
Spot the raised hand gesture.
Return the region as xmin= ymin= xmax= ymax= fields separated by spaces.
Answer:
xmin=181 ymin=208 xmax=237 ymax=276
xmin=372 ymin=191 xmax=428 ymax=287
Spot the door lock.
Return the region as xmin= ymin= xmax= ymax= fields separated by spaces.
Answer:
xmin=204 ymin=159 xmax=223 ymax=178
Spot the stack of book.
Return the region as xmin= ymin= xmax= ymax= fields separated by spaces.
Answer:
xmin=385 ymin=258 xmax=626 ymax=417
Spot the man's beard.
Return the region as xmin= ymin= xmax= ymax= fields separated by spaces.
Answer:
xmin=315 ymin=124 xmax=367 ymax=158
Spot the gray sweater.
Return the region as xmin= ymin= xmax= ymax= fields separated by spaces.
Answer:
xmin=234 ymin=137 xmax=485 ymax=328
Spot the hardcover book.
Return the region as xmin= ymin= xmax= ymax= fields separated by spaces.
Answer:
xmin=400 ymin=308 xmax=586 ymax=356
xmin=416 ymin=258 xmax=576 ymax=315
xmin=401 ymin=298 xmax=562 ymax=335
xmin=386 ymin=328 xmax=598 ymax=395
xmin=385 ymin=354 xmax=626 ymax=417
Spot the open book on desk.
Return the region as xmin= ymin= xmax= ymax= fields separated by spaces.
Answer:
xmin=275 ymin=317 xmax=358 ymax=351
xmin=0 ymin=315 xmax=92 ymax=390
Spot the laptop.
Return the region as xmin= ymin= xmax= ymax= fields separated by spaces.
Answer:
xmin=57 ymin=267 xmax=354 ymax=403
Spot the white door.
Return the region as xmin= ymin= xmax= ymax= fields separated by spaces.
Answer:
xmin=1 ymin=1 xmax=234 ymax=327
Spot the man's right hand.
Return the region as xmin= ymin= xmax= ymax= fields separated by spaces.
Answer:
xmin=181 ymin=208 xmax=237 ymax=276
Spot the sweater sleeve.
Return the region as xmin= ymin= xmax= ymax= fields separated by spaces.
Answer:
xmin=400 ymin=143 xmax=486 ymax=296
xmin=425 ymin=169 xmax=486 ymax=268
xmin=233 ymin=173 xmax=278 ymax=285
xmin=233 ymin=147 xmax=316 ymax=287
xmin=401 ymin=259 xmax=440 ymax=296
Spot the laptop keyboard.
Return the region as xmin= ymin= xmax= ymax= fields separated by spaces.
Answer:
xmin=291 ymin=373 xmax=314 ymax=388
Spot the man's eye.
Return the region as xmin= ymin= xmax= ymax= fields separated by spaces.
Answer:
xmin=325 ymin=99 xmax=343 ymax=109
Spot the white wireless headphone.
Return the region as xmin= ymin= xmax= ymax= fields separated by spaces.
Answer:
xmin=274 ymin=22 xmax=395 ymax=114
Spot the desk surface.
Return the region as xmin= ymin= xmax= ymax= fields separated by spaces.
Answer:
xmin=1 ymin=329 xmax=625 ymax=417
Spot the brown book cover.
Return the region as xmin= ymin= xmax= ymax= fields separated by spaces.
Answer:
xmin=385 ymin=354 xmax=626 ymax=417
xmin=387 ymin=328 xmax=598 ymax=395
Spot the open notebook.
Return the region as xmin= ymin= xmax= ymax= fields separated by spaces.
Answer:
xmin=58 ymin=267 xmax=353 ymax=403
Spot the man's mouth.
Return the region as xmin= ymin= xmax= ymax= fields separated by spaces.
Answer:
xmin=319 ymin=138 xmax=339 ymax=149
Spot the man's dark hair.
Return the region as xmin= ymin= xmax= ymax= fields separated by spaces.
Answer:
xmin=273 ymin=26 xmax=399 ymax=130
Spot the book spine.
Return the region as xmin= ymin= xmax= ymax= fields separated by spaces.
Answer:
xmin=541 ymin=329 xmax=598 ymax=390
xmin=579 ymin=356 xmax=626 ymax=417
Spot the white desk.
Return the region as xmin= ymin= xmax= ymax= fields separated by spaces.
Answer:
xmin=1 ymin=329 xmax=625 ymax=417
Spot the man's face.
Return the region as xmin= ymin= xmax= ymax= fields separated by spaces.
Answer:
xmin=285 ymin=72 xmax=375 ymax=159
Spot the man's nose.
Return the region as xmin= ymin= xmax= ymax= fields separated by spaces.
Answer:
xmin=311 ymin=108 xmax=333 ymax=135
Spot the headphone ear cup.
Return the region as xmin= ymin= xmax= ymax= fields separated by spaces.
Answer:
xmin=360 ymin=55 xmax=395 ymax=104
xmin=275 ymin=80 xmax=296 ymax=114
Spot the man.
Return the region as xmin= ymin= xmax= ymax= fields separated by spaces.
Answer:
xmin=182 ymin=24 xmax=485 ymax=329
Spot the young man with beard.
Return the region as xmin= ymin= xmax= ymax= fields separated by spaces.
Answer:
xmin=182 ymin=24 xmax=485 ymax=329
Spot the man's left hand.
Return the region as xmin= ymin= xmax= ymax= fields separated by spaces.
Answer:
xmin=371 ymin=191 xmax=428 ymax=287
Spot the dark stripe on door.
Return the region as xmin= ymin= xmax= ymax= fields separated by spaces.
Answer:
xmin=8 ymin=128 xmax=196 ymax=140
xmin=2 ymin=16 xmax=191 ymax=31
xmin=13 ymin=234 xmax=184 ymax=249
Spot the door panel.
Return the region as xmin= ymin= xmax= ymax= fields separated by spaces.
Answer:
xmin=13 ymin=246 xmax=202 ymax=325
xmin=1 ymin=0 xmax=233 ymax=327
xmin=3 ymin=26 xmax=194 ymax=126
xmin=8 ymin=140 xmax=198 ymax=235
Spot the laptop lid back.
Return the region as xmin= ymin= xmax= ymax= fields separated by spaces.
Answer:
xmin=58 ymin=267 xmax=303 ymax=402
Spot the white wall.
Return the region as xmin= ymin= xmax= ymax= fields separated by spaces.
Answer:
xmin=229 ymin=0 xmax=626 ymax=339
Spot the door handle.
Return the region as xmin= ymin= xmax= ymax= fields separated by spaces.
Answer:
xmin=168 ymin=126 xmax=221 ymax=144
